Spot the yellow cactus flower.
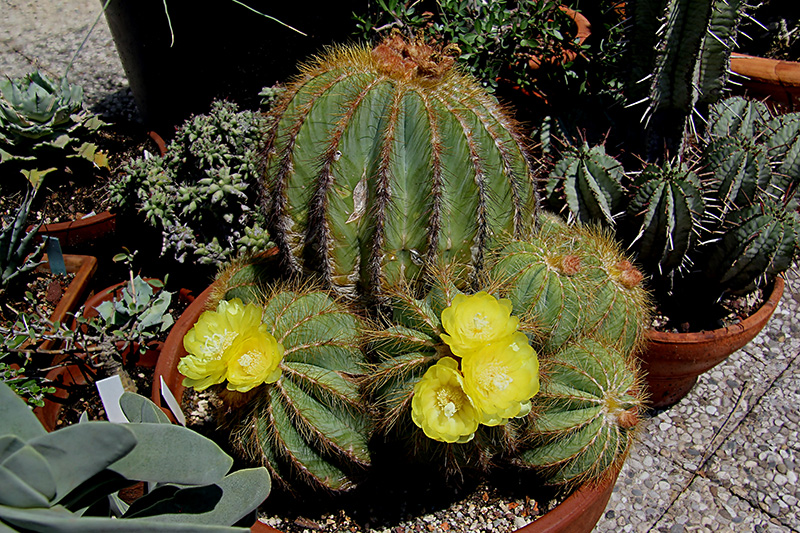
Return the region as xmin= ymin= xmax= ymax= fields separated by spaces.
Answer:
xmin=461 ymin=332 xmax=539 ymax=426
xmin=411 ymin=357 xmax=480 ymax=443
xmin=226 ymin=326 xmax=284 ymax=392
xmin=179 ymin=298 xmax=264 ymax=390
xmin=440 ymin=292 xmax=519 ymax=356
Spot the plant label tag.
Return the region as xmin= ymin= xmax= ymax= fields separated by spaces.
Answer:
xmin=160 ymin=376 xmax=186 ymax=426
xmin=96 ymin=375 xmax=128 ymax=423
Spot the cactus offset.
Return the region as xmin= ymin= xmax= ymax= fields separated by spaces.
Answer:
xmin=515 ymin=337 xmax=645 ymax=487
xmin=545 ymin=143 xmax=625 ymax=227
xmin=263 ymin=36 xmax=537 ymax=300
xmin=706 ymin=96 xmax=771 ymax=139
xmin=703 ymin=198 xmax=800 ymax=295
xmin=181 ymin=264 xmax=373 ymax=493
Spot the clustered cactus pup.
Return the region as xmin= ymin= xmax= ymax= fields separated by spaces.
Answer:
xmin=262 ymin=34 xmax=538 ymax=302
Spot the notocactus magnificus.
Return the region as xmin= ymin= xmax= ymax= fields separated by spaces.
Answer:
xmin=364 ymin=219 xmax=648 ymax=485
xmin=492 ymin=214 xmax=651 ymax=355
xmin=262 ymin=35 xmax=538 ymax=300
xmin=515 ymin=337 xmax=644 ymax=487
xmin=180 ymin=260 xmax=373 ymax=492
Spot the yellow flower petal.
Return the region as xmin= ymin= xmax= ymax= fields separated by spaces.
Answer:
xmin=226 ymin=326 xmax=285 ymax=393
xmin=461 ymin=332 xmax=539 ymax=426
xmin=440 ymin=292 xmax=519 ymax=357
xmin=411 ymin=357 xmax=480 ymax=443
xmin=179 ymin=298 xmax=265 ymax=391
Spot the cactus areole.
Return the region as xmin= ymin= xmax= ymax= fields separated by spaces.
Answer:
xmin=263 ymin=36 xmax=538 ymax=299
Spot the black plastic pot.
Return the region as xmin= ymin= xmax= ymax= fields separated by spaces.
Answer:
xmin=101 ymin=0 xmax=361 ymax=131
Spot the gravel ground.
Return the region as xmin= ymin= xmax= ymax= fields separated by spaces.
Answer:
xmin=4 ymin=2 xmax=800 ymax=531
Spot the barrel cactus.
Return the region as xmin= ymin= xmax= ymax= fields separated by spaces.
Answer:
xmin=178 ymin=258 xmax=373 ymax=493
xmin=262 ymin=35 xmax=538 ymax=301
xmin=364 ymin=215 xmax=648 ymax=485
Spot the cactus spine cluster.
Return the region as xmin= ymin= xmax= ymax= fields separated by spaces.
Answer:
xmin=545 ymin=96 xmax=800 ymax=314
xmin=262 ymin=36 xmax=537 ymax=300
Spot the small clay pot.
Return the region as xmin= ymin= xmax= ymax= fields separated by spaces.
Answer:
xmin=640 ymin=276 xmax=785 ymax=409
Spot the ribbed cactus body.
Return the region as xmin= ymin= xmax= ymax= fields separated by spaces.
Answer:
xmin=766 ymin=113 xmax=800 ymax=198
xmin=515 ymin=338 xmax=644 ymax=487
xmin=545 ymin=144 xmax=625 ymax=226
xmin=707 ymin=96 xmax=771 ymax=139
xmin=206 ymin=267 xmax=372 ymax=492
xmin=492 ymin=215 xmax=650 ymax=355
xmin=704 ymin=199 xmax=800 ymax=294
xmin=704 ymin=137 xmax=771 ymax=213
xmin=263 ymin=38 xmax=537 ymax=300
xmin=627 ymin=162 xmax=705 ymax=274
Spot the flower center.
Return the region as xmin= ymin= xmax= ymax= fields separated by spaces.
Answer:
xmin=237 ymin=350 xmax=262 ymax=374
xmin=480 ymin=362 xmax=512 ymax=392
xmin=470 ymin=313 xmax=490 ymax=336
xmin=204 ymin=329 xmax=237 ymax=358
xmin=436 ymin=387 xmax=463 ymax=418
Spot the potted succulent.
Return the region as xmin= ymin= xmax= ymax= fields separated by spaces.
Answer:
xmin=0 ymin=70 xmax=116 ymax=249
xmin=536 ymin=0 xmax=800 ymax=407
xmin=109 ymin=100 xmax=273 ymax=270
xmin=149 ymin=37 xmax=649 ymax=532
xmin=0 ymin=380 xmax=271 ymax=532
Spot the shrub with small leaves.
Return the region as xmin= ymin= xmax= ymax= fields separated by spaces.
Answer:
xmin=109 ymin=100 xmax=272 ymax=266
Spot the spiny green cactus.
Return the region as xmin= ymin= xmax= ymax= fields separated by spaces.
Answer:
xmin=0 ymin=382 xmax=270 ymax=532
xmin=195 ymin=262 xmax=373 ymax=493
xmin=703 ymin=198 xmax=800 ymax=295
xmin=544 ymin=143 xmax=625 ymax=227
xmin=706 ymin=96 xmax=771 ymax=139
xmin=626 ymin=0 xmax=744 ymax=159
xmin=626 ymin=161 xmax=705 ymax=275
xmin=492 ymin=214 xmax=650 ymax=355
xmin=514 ymin=337 xmax=644 ymax=487
xmin=262 ymin=35 xmax=538 ymax=300
xmin=703 ymin=136 xmax=772 ymax=215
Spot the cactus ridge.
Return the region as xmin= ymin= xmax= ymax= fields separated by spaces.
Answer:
xmin=213 ymin=282 xmax=373 ymax=493
xmin=707 ymin=96 xmax=770 ymax=139
xmin=704 ymin=136 xmax=771 ymax=215
xmin=546 ymin=144 xmax=625 ymax=227
xmin=516 ymin=337 xmax=644 ymax=487
xmin=766 ymin=114 xmax=800 ymax=199
xmin=704 ymin=199 xmax=800 ymax=293
xmin=697 ymin=0 xmax=742 ymax=106
xmin=627 ymin=162 xmax=705 ymax=274
xmin=263 ymin=39 xmax=537 ymax=301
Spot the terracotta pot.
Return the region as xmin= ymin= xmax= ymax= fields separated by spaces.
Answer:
xmin=35 ymin=211 xmax=117 ymax=250
xmin=248 ymin=469 xmax=617 ymax=533
xmin=730 ymin=53 xmax=800 ymax=111
xmin=640 ymin=276 xmax=785 ymax=409
xmin=33 ymin=254 xmax=98 ymax=352
xmin=526 ymin=6 xmax=592 ymax=71
xmin=154 ymin=283 xmax=619 ymax=533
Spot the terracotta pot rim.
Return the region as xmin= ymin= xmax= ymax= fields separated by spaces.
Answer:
xmin=730 ymin=53 xmax=800 ymax=88
xmin=646 ymin=276 xmax=785 ymax=344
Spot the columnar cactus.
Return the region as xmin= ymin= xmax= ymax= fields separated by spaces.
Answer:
xmin=179 ymin=260 xmax=373 ymax=492
xmin=262 ymin=35 xmax=538 ymax=300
